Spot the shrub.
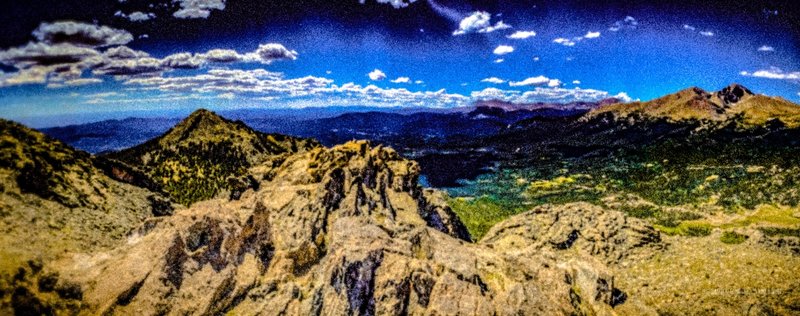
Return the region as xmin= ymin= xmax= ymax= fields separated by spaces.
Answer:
xmin=720 ymin=231 xmax=748 ymax=244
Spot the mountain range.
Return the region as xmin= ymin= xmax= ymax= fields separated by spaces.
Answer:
xmin=1 ymin=84 xmax=799 ymax=314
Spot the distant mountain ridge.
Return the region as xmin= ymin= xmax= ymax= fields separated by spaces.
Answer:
xmin=587 ymin=84 xmax=800 ymax=127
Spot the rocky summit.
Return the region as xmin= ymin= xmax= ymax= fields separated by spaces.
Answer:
xmin=4 ymin=140 xmax=660 ymax=315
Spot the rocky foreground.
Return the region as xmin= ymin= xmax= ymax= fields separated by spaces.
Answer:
xmin=3 ymin=140 xmax=663 ymax=315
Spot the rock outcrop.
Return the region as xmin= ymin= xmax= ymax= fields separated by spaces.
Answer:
xmin=34 ymin=141 xmax=632 ymax=315
xmin=481 ymin=203 xmax=663 ymax=265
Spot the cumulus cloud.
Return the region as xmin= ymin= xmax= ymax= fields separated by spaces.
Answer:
xmin=553 ymin=38 xmax=576 ymax=47
xmin=506 ymin=31 xmax=536 ymax=39
xmin=104 ymin=46 xmax=150 ymax=59
xmin=471 ymin=86 xmax=631 ymax=103
xmin=359 ymin=0 xmax=417 ymax=9
xmin=368 ymin=69 xmax=386 ymax=81
xmin=493 ymin=58 xmax=504 ymax=63
xmin=0 ymin=37 xmax=299 ymax=87
xmin=699 ymin=31 xmax=714 ymax=37
xmin=391 ymin=76 xmax=411 ymax=83
xmin=758 ymin=45 xmax=775 ymax=52
xmin=0 ymin=42 xmax=99 ymax=67
xmin=173 ymin=0 xmax=226 ymax=19
xmin=740 ymin=68 xmax=800 ymax=80
xmin=160 ymin=52 xmax=204 ymax=69
xmin=609 ymin=16 xmax=637 ymax=31
xmin=46 ymin=78 xmax=103 ymax=89
xmin=481 ymin=77 xmax=506 ymax=84
xmin=249 ymin=43 xmax=298 ymax=62
xmin=493 ymin=45 xmax=514 ymax=55
xmin=121 ymin=68 xmax=468 ymax=108
xmin=453 ymin=11 xmax=511 ymax=36
xmin=508 ymin=76 xmax=563 ymax=88
xmin=32 ymin=21 xmax=133 ymax=47
xmin=572 ymin=80 xmax=581 ymax=84
xmin=115 ymin=11 xmax=156 ymax=22
xmin=584 ymin=31 xmax=601 ymax=39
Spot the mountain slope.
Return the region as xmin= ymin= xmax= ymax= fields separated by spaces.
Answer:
xmin=27 ymin=141 xmax=657 ymax=315
xmin=0 ymin=119 xmax=167 ymax=275
xmin=587 ymin=84 xmax=800 ymax=127
xmin=107 ymin=109 xmax=319 ymax=205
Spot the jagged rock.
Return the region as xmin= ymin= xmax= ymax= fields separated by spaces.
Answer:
xmin=481 ymin=202 xmax=663 ymax=265
xmin=44 ymin=141 xmax=624 ymax=315
xmin=716 ymin=83 xmax=753 ymax=105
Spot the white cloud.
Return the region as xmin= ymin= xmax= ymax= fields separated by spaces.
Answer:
xmin=547 ymin=79 xmax=562 ymax=87
xmin=554 ymin=30 xmax=600 ymax=47
xmin=414 ymin=80 xmax=424 ymax=84
xmin=32 ymin=21 xmax=133 ymax=47
xmin=481 ymin=77 xmax=506 ymax=84
xmin=553 ymin=38 xmax=576 ymax=47
xmin=740 ymin=68 xmax=800 ymax=80
xmin=683 ymin=24 xmax=696 ymax=31
xmin=758 ymin=45 xmax=775 ymax=52
xmin=173 ymin=0 xmax=226 ymax=19
xmin=248 ymin=43 xmax=298 ymax=63
xmin=46 ymin=78 xmax=103 ymax=88
xmin=532 ymin=56 xmax=540 ymax=62
xmin=115 ymin=11 xmax=156 ymax=22
xmin=217 ymin=92 xmax=236 ymax=99
xmin=471 ymin=86 xmax=632 ymax=103
xmin=453 ymin=11 xmax=511 ymax=36
xmin=493 ymin=58 xmax=504 ymax=63
xmin=573 ymin=80 xmax=581 ymax=84
xmin=493 ymin=45 xmax=514 ymax=55
xmin=391 ymin=76 xmax=411 ymax=83
xmin=509 ymin=76 xmax=551 ymax=87
xmin=609 ymin=16 xmax=638 ymax=32
xmin=368 ymin=69 xmax=386 ymax=81
xmin=506 ymin=31 xmax=536 ymax=39
xmin=699 ymin=31 xmax=714 ymax=37
xmin=359 ymin=0 xmax=417 ymax=9
xmin=0 ymin=42 xmax=99 ymax=67
xmin=584 ymin=31 xmax=601 ymax=39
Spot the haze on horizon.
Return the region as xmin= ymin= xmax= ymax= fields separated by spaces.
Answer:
xmin=0 ymin=0 xmax=798 ymax=126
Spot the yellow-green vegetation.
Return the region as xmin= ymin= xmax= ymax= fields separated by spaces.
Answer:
xmin=616 ymin=234 xmax=800 ymax=315
xmin=109 ymin=109 xmax=318 ymax=205
xmin=448 ymin=196 xmax=526 ymax=241
xmin=655 ymin=221 xmax=713 ymax=237
xmin=721 ymin=204 xmax=800 ymax=229
xmin=720 ymin=231 xmax=748 ymax=244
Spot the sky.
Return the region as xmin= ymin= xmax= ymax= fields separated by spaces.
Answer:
xmin=0 ymin=0 xmax=799 ymax=126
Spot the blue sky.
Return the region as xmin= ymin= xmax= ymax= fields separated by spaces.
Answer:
xmin=0 ymin=0 xmax=798 ymax=126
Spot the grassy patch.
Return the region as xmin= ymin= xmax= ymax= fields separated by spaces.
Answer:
xmin=656 ymin=221 xmax=713 ymax=237
xmin=720 ymin=231 xmax=748 ymax=244
xmin=448 ymin=196 xmax=527 ymax=242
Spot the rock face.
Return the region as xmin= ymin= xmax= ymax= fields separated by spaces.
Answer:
xmin=481 ymin=203 xmax=663 ymax=265
xmin=39 ymin=141 xmax=632 ymax=315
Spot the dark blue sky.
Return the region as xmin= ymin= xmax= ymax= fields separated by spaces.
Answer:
xmin=0 ymin=0 xmax=798 ymax=126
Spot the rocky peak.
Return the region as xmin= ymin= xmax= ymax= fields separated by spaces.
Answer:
xmin=107 ymin=110 xmax=318 ymax=205
xmin=715 ymin=83 xmax=753 ymax=105
xmin=35 ymin=141 xmax=645 ymax=315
